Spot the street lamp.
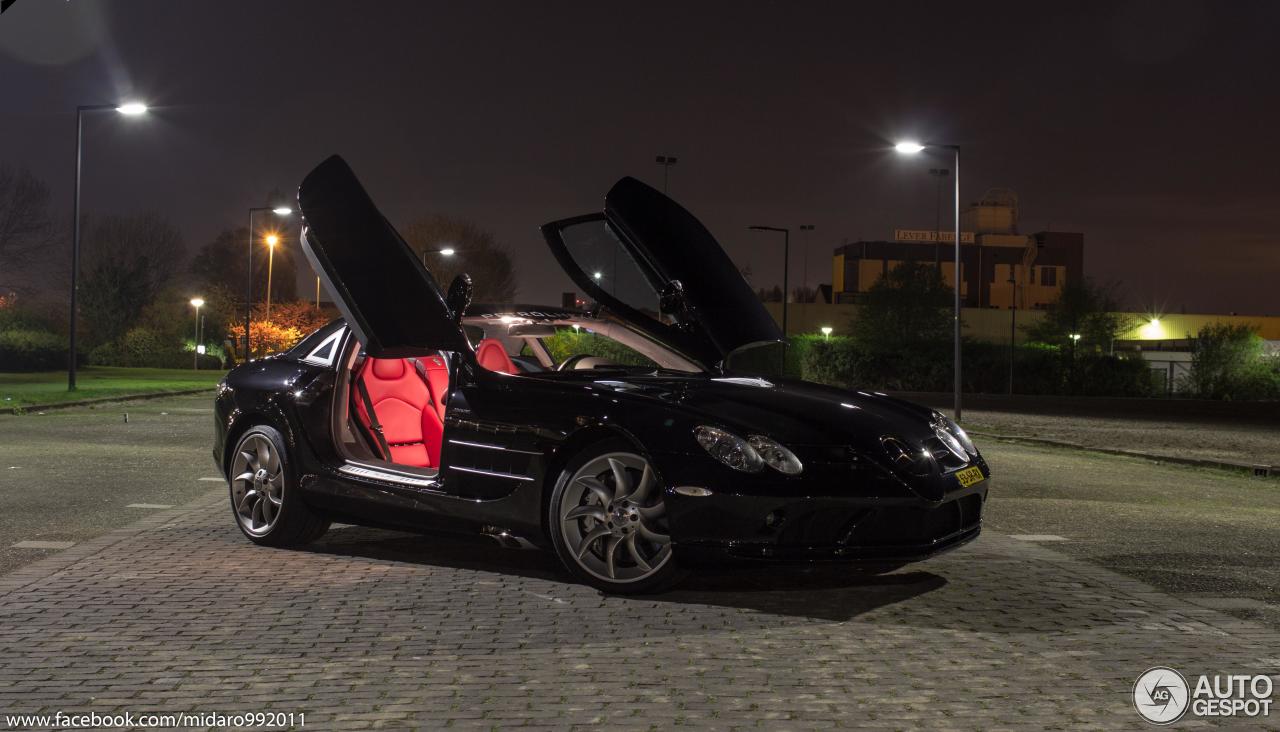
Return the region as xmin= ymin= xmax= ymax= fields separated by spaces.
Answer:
xmin=1007 ymin=275 xmax=1017 ymax=395
xmin=748 ymin=225 xmax=791 ymax=373
xmin=245 ymin=206 xmax=291 ymax=357
xmin=821 ymin=326 xmax=833 ymax=341
xmin=190 ymin=298 xmax=205 ymax=370
xmin=895 ymin=140 xmax=963 ymax=421
xmin=655 ymin=155 xmax=678 ymax=193
xmin=68 ymin=101 xmax=149 ymax=391
xmin=265 ymin=234 xmax=279 ymax=319
xmin=799 ymin=224 xmax=815 ymax=302
xmin=747 ymin=225 xmax=791 ymax=335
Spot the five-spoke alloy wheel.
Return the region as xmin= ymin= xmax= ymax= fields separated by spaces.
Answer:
xmin=550 ymin=442 xmax=683 ymax=593
xmin=227 ymin=426 xmax=329 ymax=547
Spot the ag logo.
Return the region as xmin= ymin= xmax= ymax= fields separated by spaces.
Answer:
xmin=1134 ymin=666 xmax=1190 ymax=725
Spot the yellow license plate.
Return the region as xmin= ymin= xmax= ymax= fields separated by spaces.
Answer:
xmin=955 ymin=466 xmax=985 ymax=488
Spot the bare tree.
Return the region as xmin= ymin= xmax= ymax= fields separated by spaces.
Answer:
xmin=0 ymin=165 xmax=57 ymax=292
xmin=403 ymin=214 xmax=517 ymax=303
xmin=79 ymin=213 xmax=185 ymax=345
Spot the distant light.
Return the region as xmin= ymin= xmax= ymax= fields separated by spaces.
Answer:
xmin=196 ymin=344 xmax=206 ymax=355
xmin=894 ymin=141 xmax=925 ymax=154
xmin=439 ymin=247 xmax=456 ymax=257
xmin=1070 ymin=333 xmax=1082 ymax=341
xmin=592 ymin=271 xmax=603 ymax=280
xmin=190 ymin=298 xmax=205 ymax=308
xmin=272 ymin=207 xmax=292 ymax=216
xmin=820 ymin=326 xmax=833 ymax=335
xmin=265 ymin=234 xmax=279 ymax=247
xmin=115 ymin=102 xmax=148 ymax=116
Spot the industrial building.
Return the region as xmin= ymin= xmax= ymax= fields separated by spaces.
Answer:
xmin=831 ymin=189 xmax=1083 ymax=310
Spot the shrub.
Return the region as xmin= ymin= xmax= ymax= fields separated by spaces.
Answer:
xmin=1186 ymin=323 xmax=1280 ymax=400
xmin=0 ymin=328 xmax=66 ymax=371
xmin=89 ymin=326 xmax=200 ymax=369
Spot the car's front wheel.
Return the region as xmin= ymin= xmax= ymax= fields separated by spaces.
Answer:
xmin=549 ymin=441 xmax=684 ymax=594
xmin=228 ymin=426 xmax=329 ymax=547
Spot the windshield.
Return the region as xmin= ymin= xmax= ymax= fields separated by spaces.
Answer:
xmin=461 ymin=309 xmax=703 ymax=375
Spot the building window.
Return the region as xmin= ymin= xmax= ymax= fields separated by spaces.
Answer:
xmin=1040 ymin=266 xmax=1057 ymax=287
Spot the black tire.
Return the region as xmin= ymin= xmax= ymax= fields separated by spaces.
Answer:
xmin=227 ymin=425 xmax=329 ymax=547
xmin=548 ymin=439 xmax=686 ymax=594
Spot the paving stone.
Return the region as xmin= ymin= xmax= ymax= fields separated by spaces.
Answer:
xmin=0 ymin=491 xmax=1278 ymax=729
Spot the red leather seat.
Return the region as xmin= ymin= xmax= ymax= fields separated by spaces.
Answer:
xmin=418 ymin=354 xmax=450 ymax=425
xmin=352 ymin=357 xmax=443 ymax=467
xmin=476 ymin=338 xmax=516 ymax=374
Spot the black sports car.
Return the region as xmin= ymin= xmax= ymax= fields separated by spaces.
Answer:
xmin=213 ymin=155 xmax=990 ymax=593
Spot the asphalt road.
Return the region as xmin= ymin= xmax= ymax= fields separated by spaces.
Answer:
xmin=1 ymin=393 xmax=1277 ymax=628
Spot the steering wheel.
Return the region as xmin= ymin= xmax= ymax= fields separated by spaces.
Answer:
xmin=557 ymin=353 xmax=593 ymax=371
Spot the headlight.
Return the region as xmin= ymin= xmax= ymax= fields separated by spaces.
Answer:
xmin=748 ymin=435 xmax=803 ymax=475
xmin=694 ymin=426 xmax=764 ymax=472
xmin=932 ymin=412 xmax=976 ymax=457
xmin=880 ymin=435 xmax=935 ymax=476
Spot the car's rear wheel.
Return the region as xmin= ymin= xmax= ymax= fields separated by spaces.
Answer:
xmin=228 ymin=426 xmax=329 ymax=547
xmin=549 ymin=441 xmax=684 ymax=594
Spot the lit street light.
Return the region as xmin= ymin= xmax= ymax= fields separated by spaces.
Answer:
xmin=895 ymin=139 xmax=963 ymax=421
xmin=265 ymin=234 xmax=279 ymax=320
xmin=245 ymin=206 xmax=291 ymax=357
xmin=421 ymin=247 xmax=458 ymax=268
xmin=821 ymin=326 xmax=833 ymax=341
xmin=68 ymin=101 xmax=149 ymax=391
xmin=190 ymin=298 xmax=205 ymax=370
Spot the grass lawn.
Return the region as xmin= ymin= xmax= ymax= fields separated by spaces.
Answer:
xmin=0 ymin=367 xmax=226 ymax=409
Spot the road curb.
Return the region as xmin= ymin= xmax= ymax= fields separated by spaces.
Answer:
xmin=969 ymin=429 xmax=1278 ymax=477
xmin=4 ymin=386 xmax=215 ymax=415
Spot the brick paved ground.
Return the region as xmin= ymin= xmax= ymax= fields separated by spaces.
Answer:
xmin=1 ymin=488 xmax=1278 ymax=730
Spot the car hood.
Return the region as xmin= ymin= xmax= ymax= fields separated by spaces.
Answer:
xmin=584 ymin=372 xmax=939 ymax=448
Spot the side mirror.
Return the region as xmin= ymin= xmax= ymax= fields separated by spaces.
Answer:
xmin=445 ymin=274 xmax=473 ymax=324
xmin=660 ymin=279 xmax=692 ymax=327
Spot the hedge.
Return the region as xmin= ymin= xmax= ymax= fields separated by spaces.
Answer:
xmin=0 ymin=328 xmax=68 ymax=372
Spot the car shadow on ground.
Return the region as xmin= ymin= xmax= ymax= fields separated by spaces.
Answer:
xmin=303 ymin=525 xmax=947 ymax=622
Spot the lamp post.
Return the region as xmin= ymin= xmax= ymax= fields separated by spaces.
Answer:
xmin=1007 ymin=275 xmax=1017 ymax=395
xmin=68 ymin=101 xmax=149 ymax=391
xmin=748 ymin=225 xmax=791 ymax=372
xmin=798 ymin=224 xmax=815 ymax=302
xmin=895 ymin=140 xmax=963 ymax=422
xmin=421 ymin=247 xmax=457 ymax=267
xmin=821 ymin=326 xmax=833 ymax=341
xmin=654 ymin=155 xmax=678 ymax=193
xmin=245 ymin=206 xmax=291 ymax=358
xmin=265 ymin=234 xmax=279 ymax=319
xmin=190 ymin=298 xmax=205 ymax=370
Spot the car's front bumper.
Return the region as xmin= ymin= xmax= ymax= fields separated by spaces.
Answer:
xmin=656 ymin=451 xmax=989 ymax=566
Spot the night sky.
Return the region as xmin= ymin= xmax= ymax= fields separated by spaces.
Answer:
xmin=2 ymin=0 xmax=1277 ymax=314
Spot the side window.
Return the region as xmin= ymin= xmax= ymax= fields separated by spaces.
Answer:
xmin=300 ymin=327 xmax=346 ymax=367
xmin=559 ymin=220 xmax=663 ymax=323
xmin=539 ymin=326 xmax=656 ymax=368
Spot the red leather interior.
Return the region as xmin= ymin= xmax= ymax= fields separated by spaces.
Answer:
xmin=352 ymin=356 xmax=447 ymax=467
xmin=475 ymin=338 xmax=516 ymax=374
